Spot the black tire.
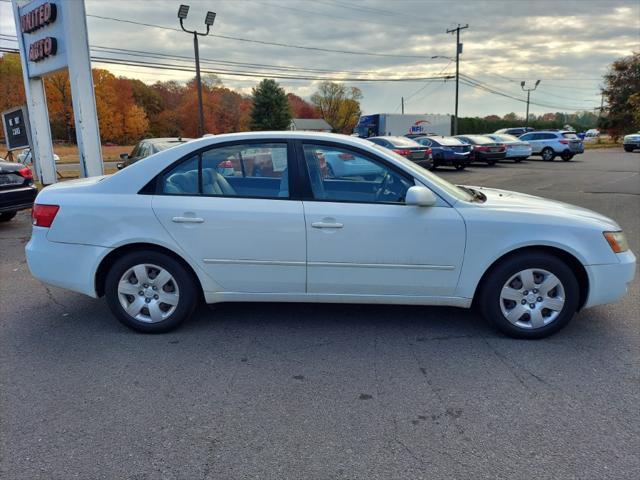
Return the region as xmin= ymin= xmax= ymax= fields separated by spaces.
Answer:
xmin=487 ymin=160 xmax=496 ymax=166
xmin=0 ymin=211 xmax=17 ymax=222
xmin=624 ymin=146 xmax=634 ymax=152
xmin=561 ymin=152 xmax=574 ymax=161
xmin=454 ymin=163 xmax=466 ymax=170
xmin=105 ymin=250 xmax=198 ymax=333
xmin=478 ymin=251 xmax=580 ymax=339
xmin=541 ymin=147 xmax=555 ymax=161
xmin=514 ymin=158 xmax=523 ymax=163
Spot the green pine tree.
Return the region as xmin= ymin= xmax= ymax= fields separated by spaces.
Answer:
xmin=250 ymin=79 xmax=292 ymax=131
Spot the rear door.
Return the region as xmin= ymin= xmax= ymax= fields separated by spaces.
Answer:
xmin=152 ymin=140 xmax=306 ymax=293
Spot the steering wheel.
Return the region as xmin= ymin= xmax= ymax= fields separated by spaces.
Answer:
xmin=374 ymin=171 xmax=391 ymax=202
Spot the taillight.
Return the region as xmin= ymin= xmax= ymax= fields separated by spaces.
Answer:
xmin=425 ymin=147 xmax=432 ymax=156
xmin=392 ymin=148 xmax=411 ymax=156
xmin=18 ymin=166 xmax=33 ymax=181
xmin=32 ymin=204 xmax=60 ymax=227
xmin=474 ymin=145 xmax=489 ymax=152
xmin=559 ymin=139 xmax=569 ymax=144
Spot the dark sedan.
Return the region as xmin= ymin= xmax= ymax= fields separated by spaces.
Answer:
xmin=454 ymin=135 xmax=507 ymax=165
xmin=367 ymin=136 xmax=432 ymax=170
xmin=117 ymin=137 xmax=192 ymax=169
xmin=412 ymin=136 xmax=472 ymax=170
xmin=0 ymin=161 xmax=37 ymax=222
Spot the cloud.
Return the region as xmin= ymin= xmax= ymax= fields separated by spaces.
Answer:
xmin=1 ymin=0 xmax=638 ymax=116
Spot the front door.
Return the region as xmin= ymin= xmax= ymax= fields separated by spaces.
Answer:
xmin=299 ymin=142 xmax=466 ymax=297
xmin=152 ymin=141 xmax=306 ymax=293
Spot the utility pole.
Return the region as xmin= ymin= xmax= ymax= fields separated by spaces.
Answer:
xmin=520 ymin=80 xmax=540 ymax=127
xmin=178 ymin=5 xmax=216 ymax=137
xmin=401 ymin=96 xmax=404 ymax=114
xmin=446 ymin=24 xmax=468 ymax=135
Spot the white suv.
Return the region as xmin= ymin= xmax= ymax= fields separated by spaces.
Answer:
xmin=519 ymin=131 xmax=584 ymax=161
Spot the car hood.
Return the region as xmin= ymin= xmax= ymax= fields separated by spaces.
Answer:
xmin=465 ymin=186 xmax=620 ymax=230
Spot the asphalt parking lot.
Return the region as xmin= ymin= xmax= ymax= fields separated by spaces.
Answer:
xmin=1 ymin=148 xmax=638 ymax=479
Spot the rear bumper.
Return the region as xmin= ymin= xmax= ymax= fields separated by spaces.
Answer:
xmin=472 ymin=152 xmax=507 ymax=162
xmin=25 ymin=227 xmax=111 ymax=298
xmin=436 ymin=152 xmax=471 ymax=166
xmin=584 ymin=250 xmax=636 ymax=308
xmin=0 ymin=186 xmax=37 ymax=213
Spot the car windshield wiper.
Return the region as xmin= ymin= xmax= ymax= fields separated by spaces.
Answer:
xmin=458 ymin=185 xmax=486 ymax=202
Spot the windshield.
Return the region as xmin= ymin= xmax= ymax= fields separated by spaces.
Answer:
xmin=431 ymin=136 xmax=464 ymax=146
xmin=369 ymin=144 xmax=474 ymax=202
xmin=386 ymin=137 xmax=421 ymax=147
xmin=492 ymin=134 xmax=518 ymax=142
xmin=154 ymin=141 xmax=187 ymax=151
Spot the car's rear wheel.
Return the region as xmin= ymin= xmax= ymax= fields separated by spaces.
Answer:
xmin=561 ymin=152 xmax=574 ymax=161
xmin=105 ymin=250 xmax=198 ymax=333
xmin=487 ymin=160 xmax=496 ymax=166
xmin=514 ymin=158 xmax=523 ymax=163
xmin=541 ymin=147 xmax=555 ymax=161
xmin=479 ymin=252 xmax=579 ymax=339
xmin=454 ymin=163 xmax=466 ymax=170
xmin=624 ymin=146 xmax=634 ymax=152
xmin=0 ymin=211 xmax=17 ymax=222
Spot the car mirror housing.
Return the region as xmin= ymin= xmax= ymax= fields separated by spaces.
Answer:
xmin=405 ymin=186 xmax=437 ymax=207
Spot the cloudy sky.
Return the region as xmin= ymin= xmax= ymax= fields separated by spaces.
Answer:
xmin=1 ymin=0 xmax=638 ymax=117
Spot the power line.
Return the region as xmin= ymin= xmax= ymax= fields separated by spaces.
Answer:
xmin=0 ymin=46 xmax=453 ymax=83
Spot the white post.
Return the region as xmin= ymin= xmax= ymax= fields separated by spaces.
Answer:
xmin=60 ymin=0 xmax=103 ymax=177
xmin=11 ymin=1 xmax=57 ymax=185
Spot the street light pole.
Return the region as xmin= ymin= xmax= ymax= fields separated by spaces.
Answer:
xmin=178 ymin=5 xmax=216 ymax=137
xmin=521 ymin=80 xmax=540 ymax=127
xmin=446 ymin=24 xmax=468 ymax=135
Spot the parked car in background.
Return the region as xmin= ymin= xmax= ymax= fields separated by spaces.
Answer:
xmin=16 ymin=148 xmax=60 ymax=165
xmin=412 ymin=136 xmax=471 ymax=170
xmin=322 ymin=150 xmax=383 ymax=178
xmin=367 ymin=136 xmax=432 ymax=170
xmin=454 ymin=135 xmax=506 ymax=165
xmin=494 ymin=127 xmax=534 ymax=137
xmin=623 ymin=132 xmax=640 ymax=152
xmin=117 ymin=138 xmax=192 ymax=169
xmin=582 ymin=129 xmax=600 ymax=142
xmin=485 ymin=134 xmax=532 ymax=162
xmin=25 ymin=131 xmax=635 ymax=339
xmin=0 ymin=161 xmax=36 ymax=222
xmin=519 ymin=130 xmax=584 ymax=161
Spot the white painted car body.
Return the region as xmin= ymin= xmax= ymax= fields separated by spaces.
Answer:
xmin=26 ymin=132 xmax=635 ymax=313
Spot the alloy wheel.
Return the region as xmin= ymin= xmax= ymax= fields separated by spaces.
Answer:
xmin=117 ymin=263 xmax=180 ymax=323
xmin=499 ymin=268 xmax=566 ymax=329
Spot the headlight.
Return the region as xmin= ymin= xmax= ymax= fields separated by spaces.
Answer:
xmin=603 ymin=231 xmax=629 ymax=253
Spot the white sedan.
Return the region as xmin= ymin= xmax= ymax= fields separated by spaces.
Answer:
xmin=26 ymin=132 xmax=635 ymax=338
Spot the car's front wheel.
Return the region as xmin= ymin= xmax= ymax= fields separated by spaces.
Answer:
xmin=561 ymin=152 xmax=574 ymax=161
xmin=479 ymin=252 xmax=579 ymax=339
xmin=105 ymin=250 xmax=198 ymax=333
xmin=0 ymin=211 xmax=17 ymax=222
xmin=454 ymin=163 xmax=466 ymax=170
xmin=624 ymin=146 xmax=634 ymax=152
xmin=541 ymin=147 xmax=555 ymax=161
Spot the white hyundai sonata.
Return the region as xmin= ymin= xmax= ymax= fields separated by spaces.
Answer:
xmin=26 ymin=132 xmax=635 ymax=338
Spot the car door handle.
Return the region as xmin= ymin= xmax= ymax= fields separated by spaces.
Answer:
xmin=172 ymin=216 xmax=204 ymax=224
xmin=311 ymin=221 xmax=343 ymax=229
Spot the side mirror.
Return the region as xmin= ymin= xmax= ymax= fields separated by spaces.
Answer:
xmin=120 ymin=153 xmax=129 ymax=160
xmin=405 ymin=185 xmax=437 ymax=207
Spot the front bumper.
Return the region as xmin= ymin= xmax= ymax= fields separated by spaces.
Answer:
xmin=26 ymin=227 xmax=111 ymax=298
xmin=623 ymin=141 xmax=640 ymax=149
xmin=583 ymin=250 xmax=636 ymax=308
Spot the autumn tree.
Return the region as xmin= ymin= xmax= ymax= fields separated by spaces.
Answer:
xmin=287 ymin=93 xmax=320 ymax=119
xmin=250 ymin=79 xmax=291 ymax=131
xmin=311 ymin=82 xmax=362 ymax=134
xmin=0 ymin=54 xmax=24 ymax=119
xmin=600 ymin=52 xmax=640 ymax=137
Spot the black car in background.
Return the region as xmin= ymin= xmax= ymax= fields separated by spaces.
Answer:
xmin=412 ymin=136 xmax=472 ymax=170
xmin=494 ymin=127 xmax=534 ymax=137
xmin=117 ymin=137 xmax=192 ymax=169
xmin=0 ymin=161 xmax=36 ymax=222
xmin=366 ymin=136 xmax=432 ymax=170
xmin=454 ymin=135 xmax=507 ymax=165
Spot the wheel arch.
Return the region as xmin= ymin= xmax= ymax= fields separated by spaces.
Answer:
xmin=95 ymin=242 xmax=205 ymax=300
xmin=472 ymin=245 xmax=589 ymax=310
